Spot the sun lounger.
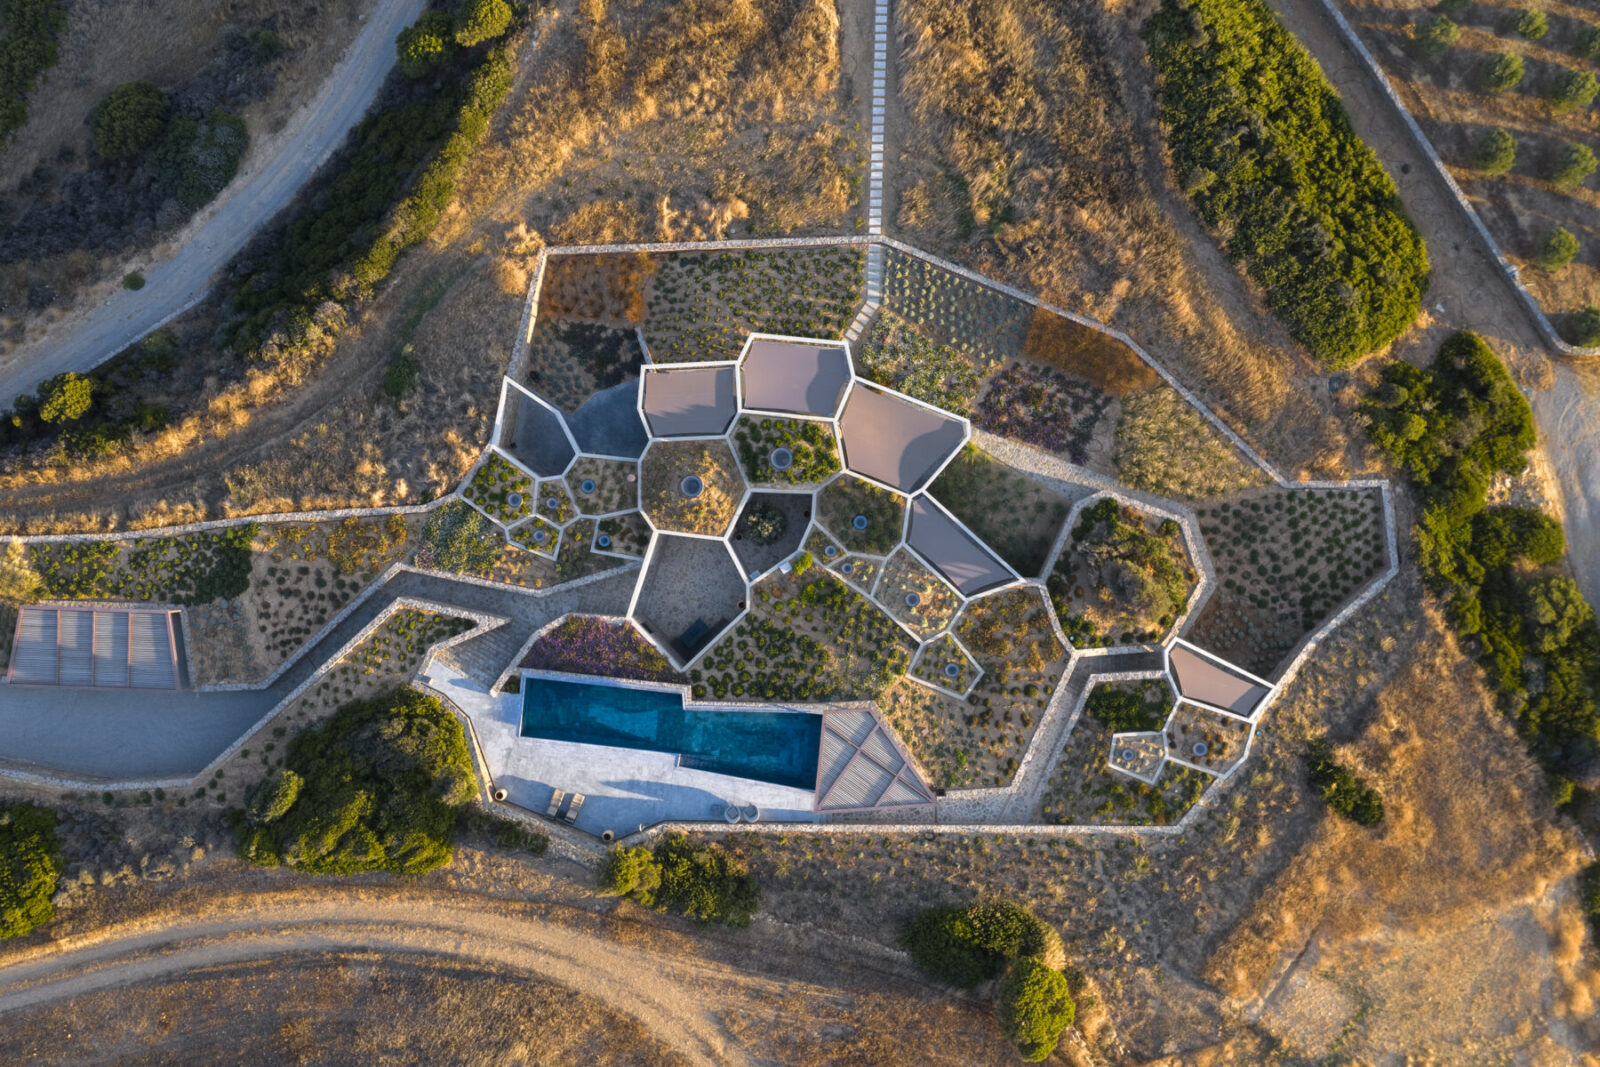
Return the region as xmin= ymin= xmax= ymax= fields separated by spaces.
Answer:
xmin=546 ymin=789 xmax=566 ymax=818
xmin=563 ymin=792 xmax=585 ymax=823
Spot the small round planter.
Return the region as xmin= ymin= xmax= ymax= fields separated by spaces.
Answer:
xmin=1121 ymin=748 xmax=1137 ymax=763
xmin=840 ymin=561 xmax=855 ymax=576
xmin=507 ymin=492 xmax=523 ymax=510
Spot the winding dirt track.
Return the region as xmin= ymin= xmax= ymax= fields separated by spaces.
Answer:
xmin=0 ymin=891 xmax=747 ymax=1066
xmin=0 ymin=0 xmax=428 ymax=404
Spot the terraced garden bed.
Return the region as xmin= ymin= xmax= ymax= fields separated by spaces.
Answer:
xmin=929 ymin=446 xmax=1071 ymax=577
xmin=463 ymin=454 xmax=534 ymax=524
xmin=640 ymin=439 xmax=744 ymax=536
xmin=817 ymin=475 xmax=904 ymax=554
xmin=1114 ymin=387 xmax=1271 ymax=501
xmin=568 ymin=456 xmax=640 ymax=515
xmin=509 ymin=517 xmax=561 ymax=558
xmin=732 ymin=415 xmax=840 ymax=486
xmin=1188 ymin=487 xmax=1386 ymax=677
xmin=1165 ymin=702 xmax=1251 ymax=775
xmin=909 ymin=632 xmax=980 ymax=694
xmin=854 ymin=311 xmax=994 ymax=414
xmin=972 ymin=361 xmax=1114 ymax=468
xmin=1049 ymin=498 xmax=1196 ymax=647
xmin=1036 ymin=715 xmax=1208 ymax=827
xmin=31 ymin=526 xmax=257 ymax=606
xmin=535 ymin=479 xmax=576 ymax=525
xmin=597 ymin=512 xmax=651 ymax=557
xmin=691 ymin=570 xmax=912 ymax=702
xmin=643 ymin=248 xmax=863 ymax=363
xmin=878 ymin=549 xmax=961 ymax=640
xmin=828 ymin=552 xmax=878 ymax=593
xmin=523 ymin=319 xmax=645 ymax=412
xmin=522 ymin=616 xmax=681 ymax=684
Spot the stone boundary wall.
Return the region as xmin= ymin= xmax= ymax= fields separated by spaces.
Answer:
xmin=1314 ymin=0 xmax=1600 ymax=356
xmin=5 ymin=501 xmax=444 ymax=544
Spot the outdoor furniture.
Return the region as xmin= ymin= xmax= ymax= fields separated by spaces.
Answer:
xmin=740 ymin=803 xmax=760 ymax=823
xmin=723 ymin=804 xmax=741 ymax=824
xmin=546 ymin=789 xmax=566 ymax=818
xmin=564 ymin=792 xmax=585 ymax=823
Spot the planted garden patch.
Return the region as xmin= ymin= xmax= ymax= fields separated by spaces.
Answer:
xmin=929 ymin=445 xmax=1071 ymax=576
xmin=567 ymin=456 xmax=640 ymax=516
xmin=882 ymin=248 xmax=1033 ymax=367
xmin=878 ymin=548 xmax=962 ymax=641
xmin=1115 ymin=387 xmax=1270 ymax=501
xmin=523 ymin=615 xmax=681 ymax=684
xmin=640 ymin=439 xmax=745 ymax=536
xmin=463 ymin=453 xmax=534 ymax=524
xmin=855 ymin=311 xmax=994 ymax=414
xmin=1188 ymin=487 xmax=1385 ymax=677
xmin=597 ymin=511 xmax=652 ymax=557
xmin=1037 ymin=715 xmax=1208 ymax=826
xmin=818 ymin=475 xmax=904 ymax=554
xmin=1049 ymin=498 xmax=1196 ymax=647
xmin=732 ymin=414 xmax=840 ymax=487
xmin=524 ymin=319 xmax=645 ymax=412
xmin=973 ymin=362 xmax=1114 ymax=468
xmin=910 ymin=632 xmax=980 ymax=694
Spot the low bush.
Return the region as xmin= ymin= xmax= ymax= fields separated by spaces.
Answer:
xmin=1143 ymin=0 xmax=1428 ymax=367
xmin=1536 ymin=227 xmax=1580 ymax=272
xmin=0 ymin=0 xmax=67 ymax=141
xmin=235 ymin=688 xmax=476 ymax=875
xmin=455 ymin=0 xmax=513 ymax=47
xmin=1483 ymin=52 xmax=1525 ymax=93
xmin=901 ymin=900 xmax=1063 ymax=988
xmin=1306 ymin=741 xmax=1384 ymax=826
xmin=740 ymin=500 xmax=788 ymax=545
xmin=455 ymin=808 xmax=548 ymax=853
xmin=0 ymin=804 xmax=62 ymax=939
xmin=1438 ymin=0 xmax=1471 ymax=16
xmin=1511 ymin=8 xmax=1547 ymax=39
xmin=382 ymin=344 xmax=421 ymax=402
xmin=1576 ymin=25 xmax=1600 ymax=60
xmin=1570 ymin=307 xmax=1600 ymax=346
xmin=1550 ymin=69 xmax=1599 ymax=113
xmin=598 ymin=834 xmax=760 ymax=926
xmin=398 ymin=11 xmax=457 ymax=77
xmin=90 ymin=81 xmax=168 ymax=159
xmin=1084 ymin=683 xmax=1166 ymax=732
xmin=1552 ymin=142 xmax=1598 ymax=191
xmin=1472 ymin=128 xmax=1517 ymax=175
xmin=1415 ymin=14 xmax=1459 ymax=56
xmin=997 ymin=958 xmax=1076 ymax=1062
xmin=122 ymin=271 xmax=146 ymax=290
xmin=36 ymin=372 xmax=93 ymax=424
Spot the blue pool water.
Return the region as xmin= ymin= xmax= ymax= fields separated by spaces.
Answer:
xmin=520 ymin=677 xmax=821 ymax=790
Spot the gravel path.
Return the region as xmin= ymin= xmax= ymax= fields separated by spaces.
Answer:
xmin=0 ymin=0 xmax=429 ymax=404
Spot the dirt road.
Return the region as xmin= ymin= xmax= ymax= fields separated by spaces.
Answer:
xmin=0 ymin=0 xmax=428 ymax=406
xmin=0 ymin=890 xmax=743 ymax=1065
xmin=1265 ymin=0 xmax=1600 ymax=609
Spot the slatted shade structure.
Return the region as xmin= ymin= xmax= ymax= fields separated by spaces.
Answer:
xmin=814 ymin=707 xmax=935 ymax=812
xmin=8 ymin=607 xmax=184 ymax=689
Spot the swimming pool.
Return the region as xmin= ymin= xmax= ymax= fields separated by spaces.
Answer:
xmin=520 ymin=677 xmax=821 ymax=791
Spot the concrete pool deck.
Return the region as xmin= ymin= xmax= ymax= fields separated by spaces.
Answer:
xmin=425 ymin=659 xmax=818 ymax=837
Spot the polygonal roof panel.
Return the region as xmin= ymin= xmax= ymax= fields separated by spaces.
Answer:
xmin=837 ymin=385 xmax=966 ymax=493
xmin=1169 ymin=644 xmax=1270 ymax=718
xmin=640 ymin=365 xmax=737 ymax=437
xmin=908 ymin=495 xmax=1013 ymax=596
xmin=739 ymin=338 xmax=852 ymax=417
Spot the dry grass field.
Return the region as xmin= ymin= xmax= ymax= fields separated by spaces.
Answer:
xmin=892 ymin=0 xmax=1358 ymax=478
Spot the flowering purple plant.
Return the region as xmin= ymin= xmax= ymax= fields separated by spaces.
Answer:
xmin=973 ymin=362 xmax=1110 ymax=465
xmin=522 ymin=615 xmax=681 ymax=682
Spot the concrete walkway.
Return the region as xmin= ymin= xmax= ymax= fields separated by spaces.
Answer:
xmin=0 ymin=567 xmax=639 ymax=783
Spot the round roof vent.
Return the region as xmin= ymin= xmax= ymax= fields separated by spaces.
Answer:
xmin=905 ymin=592 xmax=922 ymax=608
xmin=507 ymin=492 xmax=523 ymax=509
xmin=1192 ymin=741 xmax=1208 ymax=758
xmin=944 ymin=662 xmax=961 ymax=679
xmin=681 ymin=475 xmax=703 ymax=498
xmin=597 ymin=534 xmax=611 ymax=549
xmin=853 ymin=514 xmax=869 ymax=530
xmin=770 ymin=447 xmax=793 ymax=471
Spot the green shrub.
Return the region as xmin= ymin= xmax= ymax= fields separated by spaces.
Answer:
xmin=1580 ymin=861 xmax=1600 ymax=940
xmin=91 ymin=81 xmax=168 ymax=159
xmin=248 ymin=27 xmax=285 ymax=63
xmin=1550 ymin=68 xmax=1600 ymax=112
xmin=997 ymin=959 xmax=1076 ymax=1062
xmin=1484 ymin=52 xmax=1526 ymax=93
xmin=234 ymin=688 xmax=475 ymax=875
xmin=154 ymin=108 xmax=249 ymax=209
xmin=1438 ymin=0 xmax=1471 ymax=16
xmin=1536 ymin=227 xmax=1580 ymax=272
xmin=122 ymin=271 xmax=146 ymax=290
xmin=455 ymin=0 xmax=513 ymax=46
xmin=397 ymin=11 xmax=456 ymax=77
xmin=1143 ymin=0 xmax=1428 ymax=367
xmin=1575 ymin=25 xmax=1600 ymax=60
xmin=0 ymin=0 xmax=67 ymax=142
xmin=421 ymin=499 xmax=501 ymax=575
xmin=0 ymin=804 xmax=61 ymax=940
xmin=382 ymin=344 xmax=421 ymax=402
xmin=740 ymin=500 xmax=788 ymax=545
xmin=599 ymin=845 xmax=662 ymax=898
xmin=1512 ymin=8 xmax=1548 ymax=39
xmin=1472 ymin=127 xmax=1517 ymax=174
xmin=901 ymin=901 xmax=1061 ymax=988
xmin=1416 ymin=14 xmax=1460 ymax=56
xmin=1570 ymin=306 xmax=1600 ymax=346
xmin=1084 ymin=684 xmax=1165 ymax=732
xmin=36 ymin=372 xmax=92 ymax=424
xmin=1552 ymin=142 xmax=1598 ymax=190
xmin=1306 ymin=742 xmax=1384 ymax=825
xmin=245 ymin=769 xmax=304 ymax=825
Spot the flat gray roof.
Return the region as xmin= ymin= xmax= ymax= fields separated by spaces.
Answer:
xmin=740 ymin=339 xmax=851 ymax=417
xmin=1169 ymin=645 xmax=1269 ymax=716
xmin=640 ymin=366 xmax=737 ymax=437
xmin=837 ymin=385 xmax=965 ymax=493
xmin=908 ymin=496 xmax=1013 ymax=596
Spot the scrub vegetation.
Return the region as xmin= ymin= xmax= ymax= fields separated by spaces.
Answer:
xmin=599 ymin=834 xmax=760 ymax=927
xmin=1049 ymin=499 xmax=1195 ymax=647
xmin=0 ymin=803 xmax=62 ymax=940
xmin=929 ymin=446 xmax=1071 ymax=577
xmin=31 ymin=525 xmax=256 ymax=605
xmin=1143 ymin=0 xmax=1428 ymax=366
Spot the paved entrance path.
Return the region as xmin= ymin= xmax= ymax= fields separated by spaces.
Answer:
xmin=0 ymin=0 xmax=429 ymax=404
xmin=0 ymin=567 xmax=638 ymax=782
xmin=1266 ymin=0 xmax=1600 ymax=609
